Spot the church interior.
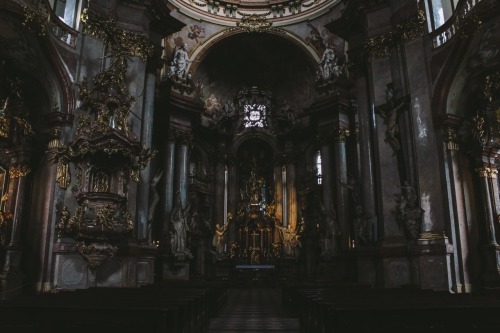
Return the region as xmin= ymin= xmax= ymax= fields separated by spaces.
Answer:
xmin=1 ymin=0 xmax=500 ymax=331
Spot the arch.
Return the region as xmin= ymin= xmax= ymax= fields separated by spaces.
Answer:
xmin=232 ymin=132 xmax=279 ymax=158
xmin=0 ymin=4 xmax=76 ymax=118
xmin=188 ymin=29 xmax=320 ymax=76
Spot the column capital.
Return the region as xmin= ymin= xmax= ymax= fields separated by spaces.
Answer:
xmin=438 ymin=114 xmax=462 ymax=151
xmin=476 ymin=166 xmax=498 ymax=179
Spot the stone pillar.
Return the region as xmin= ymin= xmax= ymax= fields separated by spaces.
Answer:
xmin=137 ymin=71 xmax=156 ymax=242
xmin=355 ymin=73 xmax=377 ymax=242
xmin=285 ymin=142 xmax=297 ymax=230
xmin=441 ymin=116 xmax=471 ymax=292
xmin=38 ymin=131 xmax=65 ymax=293
xmin=274 ymin=163 xmax=283 ymax=225
xmin=0 ymin=162 xmax=31 ymax=298
xmin=161 ymin=132 xmax=176 ymax=244
xmin=476 ymin=164 xmax=498 ymax=246
xmin=319 ymin=134 xmax=334 ymax=213
xmin=215 ymin=143 xmax=227 ymax=228
xmin=475 ymin=159 xmax=500 ymax=288
xmin=333 ymin=126 xmax=350 ymax=252
xmin=175 ymin=134 xmax=190 ymax=208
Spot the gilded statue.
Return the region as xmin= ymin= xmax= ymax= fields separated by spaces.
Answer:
xmin=277 ymin=224 xmax=301 ymax=257
xmin=213 ymin=223 xmax=228 ymax=258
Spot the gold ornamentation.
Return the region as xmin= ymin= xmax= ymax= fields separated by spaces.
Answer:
xmin=80 ymin=9 xmax=154 ymax=62
xmin=476 ymin=166 xmax=491 ymax=178
xmin=483 ymin=72 xmax=500 ymax=102
xmin=93 ymin=171 xmax=109 ymax=192
xmin=334 ymin=127 xmax=350 ymax=143
xmin=56 ymin=159 xmax=71 ymax=189
xmin=471 ymin=113 xmax=487 ymax=144
xmin=55 ymin=206 xmax=70 ymax=238
xmin=460 ymin=14 xmax=482 ymax=39
xmin=0 ymin=210 xmax=13 ymax=246
xmin=9 ymin=165 xmax=31 ymax=178
xmin=364 ymin=10 xmax=426 ymax=61
xmin=22 ymin=3 xmax=50 ymax=36
xmin=226 ymin=14 xmax=285 ymax=34
xmin=364 ymin=33 xmax=394 ymax=61
xmin=76 ymin=241 xmax=118 ymax=270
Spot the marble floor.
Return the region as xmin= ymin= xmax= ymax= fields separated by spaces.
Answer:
xmin=208 ymin=287 xmax=300 ymax=333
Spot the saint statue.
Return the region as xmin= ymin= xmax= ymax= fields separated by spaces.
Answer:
xmin=213 ymin=223 xmax=228 ymax=258
xmin=170 ymin=193 xmax=191 ymax=256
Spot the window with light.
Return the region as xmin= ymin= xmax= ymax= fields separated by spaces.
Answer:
xmin=315 ymin=151 xmax=322 ymax=185
xmin=243 ymin=104 xmax=267 ymax=128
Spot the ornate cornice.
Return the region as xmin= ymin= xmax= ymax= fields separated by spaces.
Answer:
xmin=364 ymin=10 xmax=425 ymax=61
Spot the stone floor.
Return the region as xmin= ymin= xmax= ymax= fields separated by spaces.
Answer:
xmin=208 ymin=287 xmax=300 ymax=333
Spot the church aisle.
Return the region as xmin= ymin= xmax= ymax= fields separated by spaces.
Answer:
xmin=208 ymin=287 xmax=299 ymax=332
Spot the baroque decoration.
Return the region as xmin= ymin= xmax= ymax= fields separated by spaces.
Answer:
xmin=471 ymin=72 xmax=500 ymax=148
xmin=51 ymin=8 xmax=156 ymax=269
xmin=364 ymin=10 xmax=426 ymax=61
xmin=394 ymin=182 xmax=423 ymax=240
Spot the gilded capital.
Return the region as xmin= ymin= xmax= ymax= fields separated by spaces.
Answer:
xmin=476 ymin=166 xmax=493 ymax=178
xmin=334 ymin=127 xmax=350 ymax=143
xmin=9 ymin=164 xmax=31 ymax=178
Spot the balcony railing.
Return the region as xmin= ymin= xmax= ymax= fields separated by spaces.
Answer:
xmin=429 ymin=0 xmax=483 ymax=48
xmin=25 ymin=0 xmax=79 ymax=48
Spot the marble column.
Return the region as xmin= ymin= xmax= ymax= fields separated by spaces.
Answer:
xmin=333 ymin=126 xmax=350 ymax=252
xmin=215 ymin=143 xmax=227 ymax=229
xmin=355 ymin=73 xmax=377 ymax=242
xmin=0 ymin=163 xmax=31 ymax=298
xmin=38 ymin=131 xmax=65 ymax=293
xmin=175 ymin=134 xmax=190 ymax=208
xmin=137 ymin=71 xmax=156 ymax=242
xmin=476 ymin=164 xmax=498 ymax=246
xmin=274 ymin=163 xmax=283 ymax=225
xmin=441 ymin=116 xmax=471 ymax=292
xmin=286 ymin=158 xmax=297 ymax=231
xmin=404 ymin=37 xmax=446 ymax=235
xmin=476 ymin=160 xmax=500 ymax=287
xmin=319 ymin=136 xmax=334 ymax=214
xmin=161 ymin=132 xmax=176 ymax=244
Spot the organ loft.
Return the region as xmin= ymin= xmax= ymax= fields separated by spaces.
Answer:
xmin=1 ymin=0 xmax=500 ymax=332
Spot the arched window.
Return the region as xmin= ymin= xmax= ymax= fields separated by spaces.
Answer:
xmin=315 ymin=151 xmax=322 ymax=185
xmin=424 ymin=0 xmax=459 ymax=31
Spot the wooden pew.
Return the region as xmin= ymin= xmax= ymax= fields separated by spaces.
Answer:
xmin=0 ymin=282 xmax=227 ymax=333
xmin=285 ymin=284 xmax=500 ymax=332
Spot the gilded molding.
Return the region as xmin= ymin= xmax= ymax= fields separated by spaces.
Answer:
xmin=9 ymin=165 xmax=31 ymax=178
xmin=364 ymin=10 xmax=426 ymax=61
xmin=471 ymin=114 xmax=487 ymax=145
xmin=80 ymin=9 xmax=154 ymax=62
xmin=56 ymin=160 xmax=71 ymax=189
xmin=483 ymin=72 xmax=500 ymax=102
xmin=226 ymin=13 xmax=285 ymax=34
